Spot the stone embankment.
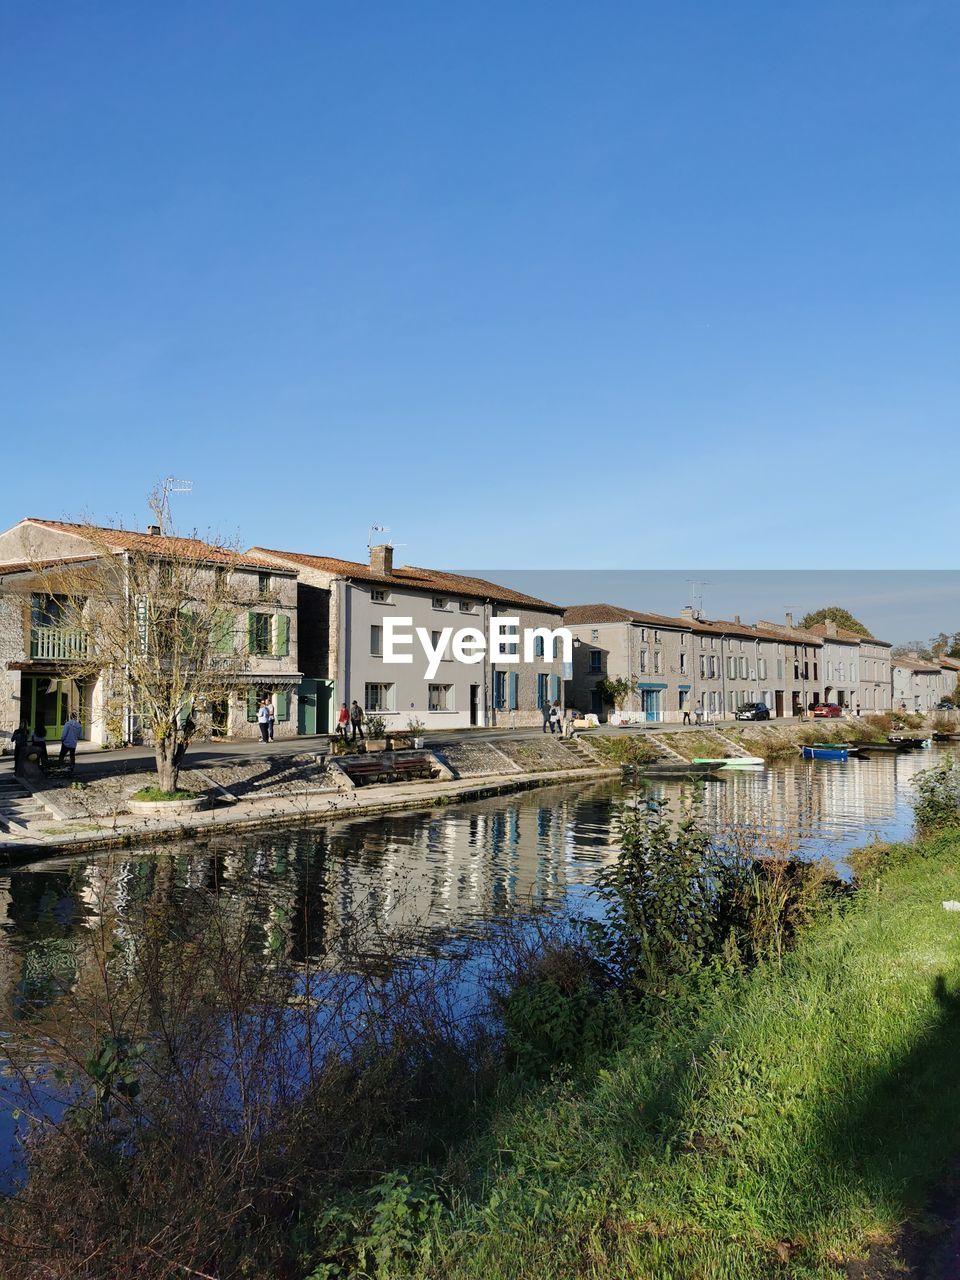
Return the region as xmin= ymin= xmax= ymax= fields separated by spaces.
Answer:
xmin=0 ymin=735 xmax=617 ymax=862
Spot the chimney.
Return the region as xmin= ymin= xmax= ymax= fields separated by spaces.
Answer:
xmin=785 ymin=611 xmax=794 ymax=627
xmin=147 ymin=524 xmax=161 ymax=536
xmin=825 ymin=618 xmax=837 ymax=637
xmin=680 ymin=605 xmax=695 ymax=619
xmin=370 ymin=543 xmax=393 ymax=576
xmin=733 ymin=614 xmax=741 ymax=624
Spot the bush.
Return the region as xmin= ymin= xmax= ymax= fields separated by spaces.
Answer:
xmin=366 ymin=715 xmax=388 ymax=738
xmin=913 ymin=756 xmax=960 ymax=831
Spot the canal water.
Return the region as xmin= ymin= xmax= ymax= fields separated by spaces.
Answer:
xmin=0 ymin=743 xmax=954 ymax=1189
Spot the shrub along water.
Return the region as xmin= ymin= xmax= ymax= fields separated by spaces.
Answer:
xmin=3 ymin=766 xmax=960 ymax=1279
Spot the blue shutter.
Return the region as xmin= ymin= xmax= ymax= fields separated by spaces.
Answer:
xmin=508 ymin=672 xmax=519 ymax=710
xmin=550 ymin=674 xmax=560 ymax=701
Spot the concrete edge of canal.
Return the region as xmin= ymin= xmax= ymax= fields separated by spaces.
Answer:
xmin=0 ymin=763 xmax=622 ymax=868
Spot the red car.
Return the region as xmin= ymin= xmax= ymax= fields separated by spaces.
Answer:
xmin=812 ymin=703 xmax=842 ymax=718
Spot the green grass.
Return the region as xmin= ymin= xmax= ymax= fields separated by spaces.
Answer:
xmin=398 ymin=828 xmax=960 ymax=1279
xmin=131 ymin=786 xmax=196 ymax=802
xmin=585 ymin=735 xmax=661 ymax=766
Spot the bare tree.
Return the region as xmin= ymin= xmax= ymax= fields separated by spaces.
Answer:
xmin=30 ymin=503 xmax=255 ymax=793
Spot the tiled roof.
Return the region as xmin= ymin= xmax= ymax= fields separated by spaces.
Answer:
xmin=0 ymin=555 xmax=100 ymax=577
xmin=249 ymin=547 xmax=563 ymax=612
xmin=563 ymin=603 xmax=689 ymax=627
xmin=938 ymin=655 xmax=960 ymax=670
xmin=753 ymin=620 xmax=825 ymax=646
xmin=17 ymin=519 xmax=293 ymax=572
xmin=893 ymin=654 xmax=942 ymax=673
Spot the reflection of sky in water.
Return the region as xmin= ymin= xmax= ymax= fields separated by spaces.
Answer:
xmin=0 ymin=744 xmax=953 ymax=1188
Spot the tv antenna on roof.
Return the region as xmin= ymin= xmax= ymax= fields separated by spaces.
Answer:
xmin=150 ymin=477 xmax=193 ymax=535
xmin=687 ymin=579 xmax=710 ymax=618
xmin=367 ymin=523 xmax=391 ymax=549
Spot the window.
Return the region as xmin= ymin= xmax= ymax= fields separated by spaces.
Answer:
xmin=640 ymin=628 xmax=647 ymax=642
xmin=430 ymin=629 xmax=451 ymax=659
xmin=459 ymin=600 xmax=475 ymax=613
xmin=738 ymin=656 xmax=748 ymax=679
xmin=590 ymin=628 xmax=599 ymax=642
xmin=364 ymin=682 xmax=393 ymax=712
xmin=699 ymin=655 xmax=707 ymax=678
xmin=727 ymin=656 xmax=737 ymax=679
xmin=534 ymin=635 xmax=545 ymax=658
xmin=758 ymin=658 xmax=767 ymax=680
xmin=494 ymin=670 xmax=507 ymax=709
xmin=158 ymin=561 xmax=173 ymax=587
xmin=258 ymin=572 xmax=271 ymax=598
xmin=777 ymin=658 xmax=784 ymax=679
xmin=432 ymin=596 xmax=448 ymax=610
xmin=710 ymin=656 xmax=718 ymax=678
xmin=371 ymin=588 xmax=388 ymax=603
xmin=250 ymin=613 xmax=272 ymax=656
xmin=679 ymin=651 xmax=687 ymax=674
xmin=428 ymin=684 xmax=452 ymax=711
xmin=639 ymin=650 xmax=647 ymax=673
xmin=589 ymin=649 xmax=602 ymax=672
xmin=653 ymin=650 xmax=662 ymax=674
xmin=654 ymin=630 xmax=661 ymax=643
xmin=215 ymin=566 xmax=229 ymax=592
xmin=370 ymin=624 xmax=382 ymax=656
xmin=505 ymin=623 xmax=519 ymax=656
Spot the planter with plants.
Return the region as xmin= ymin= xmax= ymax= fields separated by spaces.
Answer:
xmin=128 ymin=786 xmax=206 ymax=815
xmin=407 ymin=717 xmax=426 ymax=749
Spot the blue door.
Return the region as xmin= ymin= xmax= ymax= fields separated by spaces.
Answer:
xmin=641 ymin=689 xmax=661 ymax=721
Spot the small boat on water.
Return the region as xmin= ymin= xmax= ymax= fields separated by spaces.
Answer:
xmin=692 ymin=756 xmax=765 ymax=769
xmin=856 ymin=741 xmax=907 ymax=753
xmin=888 ymin=736 xmax=932 ymax=749
xmin=802 ymin=744 xmax=850 ymax=761
xmin=625 ymin=761 xmax=721 ymax=778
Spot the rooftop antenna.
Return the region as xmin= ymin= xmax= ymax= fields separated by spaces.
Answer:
xmin=686 ymin=578 xmax=710 ymax=618
xmin=149 ymin=477 xmax=193 ymax=535
xmin=367 ymin=523 xmax=390 ymax=549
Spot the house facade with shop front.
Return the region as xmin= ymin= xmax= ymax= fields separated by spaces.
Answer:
xmin=0 ymin=519 xmax=301 ymax=745
xmin=249 ymin=543 xmax=566 ymax=732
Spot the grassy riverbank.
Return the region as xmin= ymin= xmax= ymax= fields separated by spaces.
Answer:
xmin=396 ymin=825 xmax=960 ymax=1280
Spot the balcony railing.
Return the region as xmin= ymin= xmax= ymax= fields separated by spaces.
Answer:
xmin=30 ymin=626 xmax=89 ymax=661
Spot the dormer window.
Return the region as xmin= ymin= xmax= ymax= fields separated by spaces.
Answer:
xmin=258 ymin=572 xmax=272 ymax=598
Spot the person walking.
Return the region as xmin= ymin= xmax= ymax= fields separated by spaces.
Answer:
xmin=11 ymin=721 xmax=28 ymax=776
xmin=256 ymin=698 xmax=271 ymax=743
xmin=31 ymin=722 xmax=49 ymax=771
xmin=59 ymin=712 xmax=83 ymax=770
xmin=336 ymin=702 xmax=350 ymax=738
xmin=350 ymin=699 xmax=365 ymax=742
xmin=264 ymin=696 xmax=276 ymax=742
xmin=694 ymin=701 xmax=704 ymax=727
xmin=681 ymin=695 xmax=692 ymax=725
xmin=549 ymin=699 xmax=562 ymax=735
xmin=541 ymin=696 xmax=552 ymax=734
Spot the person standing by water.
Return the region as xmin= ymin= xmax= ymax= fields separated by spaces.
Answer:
xmin=336 ymin=702 xmax=350 ymax=738
xmin=11 ymin=721 xmax=28 ymax=776
xmin=59 ymin=712 xmax=83 ymax=770
xmin=256 ymin=698 xmax=271 ymax=743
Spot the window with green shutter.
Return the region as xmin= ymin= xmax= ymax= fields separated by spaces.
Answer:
xmin=246 ymin=688 xmax=259 ymax=722
xmin=274 ymin=613 xmax=290 ymax=657
xmin=276 ymin=689 xmax=289 ymax=721
xmin=214 ymin=610 xmax=234 ymax=655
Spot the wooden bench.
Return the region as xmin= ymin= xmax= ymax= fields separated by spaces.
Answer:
xmin=338 ymin=752 xmax=440 ymax=787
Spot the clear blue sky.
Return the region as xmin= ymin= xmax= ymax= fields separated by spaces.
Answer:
xmin=2 ymin=1 xmax=958 ymax=570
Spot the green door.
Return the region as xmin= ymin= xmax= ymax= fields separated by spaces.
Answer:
xmin=298 ymin=679 xmax=318 ymax=735
xmin=21 ymin=675 xmax=70 ymax=737
xmin=317 ymin=680 xmax=334 ymax=733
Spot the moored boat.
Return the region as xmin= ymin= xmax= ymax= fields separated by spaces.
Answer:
xmin=692 ymin=756 xmax=765 ymax=768
xmin=802 ymin=744 xmax=849 ymax=761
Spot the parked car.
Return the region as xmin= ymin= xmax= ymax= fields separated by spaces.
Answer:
xmin=812 ymin=703 xmax=842 ymax=718
xmin=936 ymin=700 xmax=956 ymax=711
xmin=735 ymin=702 xmax=771 ymax=721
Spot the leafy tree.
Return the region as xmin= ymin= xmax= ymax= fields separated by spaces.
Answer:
xmin=931 ymin=631 xmax=960 ymax=659
xmin=799 ymin=606 xmax=872 ymax=637
xmin=596 ymin=675 xmax=631 ymax=709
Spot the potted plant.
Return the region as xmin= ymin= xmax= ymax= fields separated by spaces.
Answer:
xmin=407 ymin=717 xmax=426 ymax=750
xmin=365 ymin=715 xmax=388 ymax=751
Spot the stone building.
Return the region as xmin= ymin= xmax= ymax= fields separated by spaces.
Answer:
xmin=938 ymin=656 xmax=960 ymax=703
xmin=249 ymin=543 xmax=566 ymax=732
xmin=0 ymin=518 xmax=301 ymax=744
xmin=892 ymin=655 xmax=942 ymax=713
